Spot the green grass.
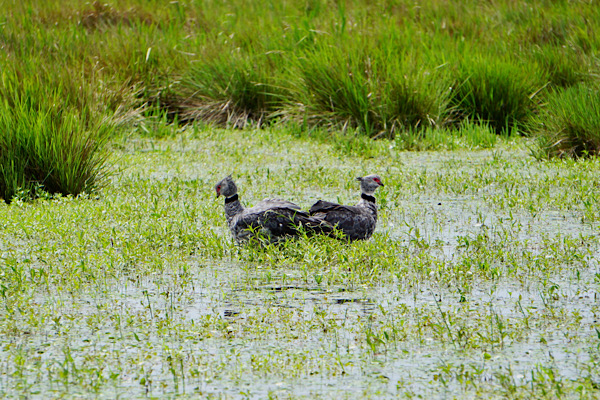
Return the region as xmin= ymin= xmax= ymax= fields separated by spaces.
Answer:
xmin=530 ymin=45 xmax=592 ymax=88
xmin=295 ymin=45 xmax=375 ymax=135
xmin=0 ymin=67 xmax=112 ymax=202
xmin=393 ymin=119 xmax=499 ymax=151
xmin=450 ymin=53 xmax=547 ymax=135
xmin=2 ymin=0 xmax=599 ymax=162
xmin=534 ymin=84 xmax=600 ymax=159
xmin=174 ymin=51 xmax=286 ymax=127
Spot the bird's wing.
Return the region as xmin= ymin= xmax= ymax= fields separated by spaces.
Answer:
xmin=309 ymin=200 xmax=375 ymax=240
xmin=249 ymin=198 xmax=301 ymax=213
xmin=309 ymin=200 xmax=362 ymax=216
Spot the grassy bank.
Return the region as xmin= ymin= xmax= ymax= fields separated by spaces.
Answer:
xmin=1 ymin=128 xmax=600 ymax=397
xmin=3 ymin=1 xmax=600 ymax=144
xmin=2 ymin=0 xmax=600 ymax=200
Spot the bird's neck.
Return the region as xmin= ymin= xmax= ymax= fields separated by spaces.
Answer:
xmin=225 ymin=194 xmax=239 ymax=204
xmin=361 ymin=193 xmax=376 ymax=203
xmin=358 ymin=193 xmax=378 ymax=221
xmin=224 ymin=195 xmax=244 ymax=225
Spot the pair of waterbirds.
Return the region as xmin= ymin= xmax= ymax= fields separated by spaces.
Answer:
xmin=214 ymin=174 xmax=384 ymax=244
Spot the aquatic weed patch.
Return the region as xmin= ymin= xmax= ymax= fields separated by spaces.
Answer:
xmin=1 ymin=130 xmax=600 ymax=398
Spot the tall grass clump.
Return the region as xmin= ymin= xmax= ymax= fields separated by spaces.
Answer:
xmin=529 ymin=46 xmax=591 ymax=88
xmin=292 ymin=45 xmax=376 ymax=135
xmin=375 ymin=45 xmax=453 ymax=136
xmin=451 ymin=54 xmax=546 ymax=135
xmin=172 ymin=52 xmax=287 ymax=128
xmin=534 ymin=84 xmax=600 ymax=159
xmin=0 ymin=70 xmax=112 ymax=202
xmin=290 ymin=40 xmax=451 ymax=138
xmin=378 ymin=74 xmax=450 ymax=136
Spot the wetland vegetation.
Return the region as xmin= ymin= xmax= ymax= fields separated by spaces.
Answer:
xmin=1 ymin=0 xmax=600 ymax=398
xmin=1 ymin=127 xmax=600 ymax=398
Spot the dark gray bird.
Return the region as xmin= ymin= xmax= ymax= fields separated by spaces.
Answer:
xmin=309 ymin=174 xmax=384 ymax=241
xmin=215 ymin=175 xmax=332 ymax=244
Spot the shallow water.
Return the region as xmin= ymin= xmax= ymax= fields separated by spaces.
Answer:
xmin=1 ymin=135 xmax=600 ymax=398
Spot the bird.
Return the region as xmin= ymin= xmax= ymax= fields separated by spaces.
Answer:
xmin=214 ymin=175 xmax=332 ymax=244
xmin=308 ymin=174 xmax=384 ymax=241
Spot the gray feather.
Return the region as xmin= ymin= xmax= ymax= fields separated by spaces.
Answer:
xmin=309 ymin=174 xmax=384 ymax=241
xmin=215 ymin=177 xmax=332 ymax=244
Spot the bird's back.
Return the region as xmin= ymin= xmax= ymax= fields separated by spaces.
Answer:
xmin=309 ymin=200 xmax=376 ymax=241
xmin=233 ymin=199 xmax=331 ymax=243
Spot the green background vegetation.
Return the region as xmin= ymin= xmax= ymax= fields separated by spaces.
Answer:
xmin=1 ymin=0 xmax=600 ymax=200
